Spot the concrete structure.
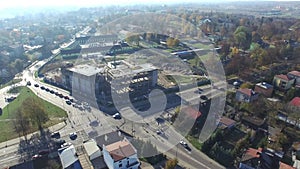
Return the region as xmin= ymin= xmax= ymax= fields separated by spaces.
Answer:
xmin=62 ymin=65 xmax=104 ymax=104
xmin=99 ymin=60 xmax=158 ymax=105
xmin=235 ymin=88 xmax=259 ymax=103
xmin=288 ymin=71 xmax=300 ymax=87
xmin=83 ymin=139 xmax=102 ymax=161
xmin=103 ymin=138 xmax=140 ymax=169
xmin=273 ymin=74 xmax=295 ymax=91
xmin=58 ymin=145 xmax=82 ymax=169
xmin=254 ymin=82 xmax=273 ymax=97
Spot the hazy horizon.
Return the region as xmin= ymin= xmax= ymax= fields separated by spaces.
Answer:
xmin=0 ymin=0 xmax=299 ymax=19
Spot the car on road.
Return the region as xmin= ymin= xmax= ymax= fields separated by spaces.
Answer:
xmin=27 ymin=81 xmax=31 ymax=86
xmin=200 ymin=95 xmax=208 ymax=100
xmin=180 ymin=140 xmax=191 ymax=151
xmin=69 ymin=132 xmax=77 ymax=140
xmin=45 ymin=88 xmax=50 ymax=92
xmin=50 ymin=90 xmax=55 ymax=94
xmin=113 ymin=113 xmax=121 ymax=119
xmin=40 ymin=86 xmax=45 ymax=90
xmin=50 ymin=131 xmax=60 ymax=139
xmin=61 ymin=142 xmax=72 ymax=148
xmin=34 ymin=84 xmax=39 ymax=87
xmin=64 ymin=96 xmax=69 ymax=100
xmin=66 ymin=100 xmax=72 ymax=105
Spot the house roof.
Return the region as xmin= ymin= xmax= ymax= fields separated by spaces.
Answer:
xmin=275 ymin=74 xmax=290 ymax=81
xmin=290 ymin=97 xmax=300 ymax=107
xmin=288 ymin=71 xmax=300 ymax=77
xmin=83 ymin=139 xmax=101 ymax=157
xmin=256 ymin=82 xmax=273 ymax=90
xmin=238 ymin=88 xmax=256 ymax=96
xmin=105 ymin=139 xmax=136 ymax=162
xmin=219 ymin=117 xmax=236 ymax=127
xmin=279 ymin=162 xmax=296 ymax=169
xmin=182 ymin=106 xmax=202 ymax=120
xmin=58 ymin=145 xmax=81 ymax=169
xmin=242 ymin=148 xmax=262 ymax=162
xmin=292 ymin=142 xmax=300 ymax=151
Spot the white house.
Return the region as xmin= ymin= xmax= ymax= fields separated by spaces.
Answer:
xmin=103 ymin=138 xmax=140 ymax=169
xmin=58 ymin=145 xmax=82 ymax=169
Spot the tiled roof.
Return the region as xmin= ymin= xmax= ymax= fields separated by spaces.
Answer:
xmin=242 ymin=148 xmax=262 ymax=162
xmin=238 ymin=88 xmax=255 ymax=96
xmin=290 ymin=97 xmax=300 ymax=107
xmin=279 ymin=162 xmax=296 ymax=169
xmin=275 ymin=74 xmax=290 ymax=81
xmin=219 ymin=117 xmax=236 ymax=127
xmin=105 ymin=139 xmax=136 ymax=162
xmin=182 ymin=106 xmax=202 ymax=120
xmin=288 ymin=70 xmax=300 ymax=77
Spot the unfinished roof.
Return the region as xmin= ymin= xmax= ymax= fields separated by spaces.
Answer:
xmin=68 ymin=65 xmax=103 ymax=77
xmin=107 ymin=60 xmax=157 ymax=78
xmin=105 ymin=139 xmax=136 ymax=162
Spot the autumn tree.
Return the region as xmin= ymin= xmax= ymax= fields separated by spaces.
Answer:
xmin=165 ymin=158 xmax=178 ymax=169
xmin=125 ymin=33 xmax=140 ymax=46
xmin=166 ymin=37 xmax=179 ymax=48
xmin=234 ymin=26 xmax=252 ymax=50
xmin=14 ymin=108 xmax=30 ymax=142
xmin=22 ymin=98 xmax=48 ymax=130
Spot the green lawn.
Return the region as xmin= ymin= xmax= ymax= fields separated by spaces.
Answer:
xmin=0 ymin=86 xmax=67 ymax=142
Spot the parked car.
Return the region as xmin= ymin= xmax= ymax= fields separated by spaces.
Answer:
xmin=34 ymin=84 xmax=39 ymax=87
xmin=66 ymin=100 xmax=72 ymax=105
xmin=113 ymin=113 xmax=121 ymax=119
xmin=180 ymin=140 xmax=191 ymax=151
xmin=50 ymin=131 xmax=60 ymax=139
xmin=27 ymin=81 xmax=31 ymax=86
xmin=69 ymin=132 xmax=77 ymax=140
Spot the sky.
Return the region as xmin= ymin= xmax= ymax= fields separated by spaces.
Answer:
xmin=0 ymin=0 xmax=299 ymax=19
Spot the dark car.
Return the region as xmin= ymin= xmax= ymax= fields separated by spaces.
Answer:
xmin=45 ymin=88 xmax=50 ymax=92
xmin=34 ymin=84 xmax=39 ymax=87
xmin=64 ymin=96 xmax=69 ymax=100
xmin=40 ymin=86 xmax=45 ymax=90
xmin=38 ymin=149 xmax=50 ymax=156
xmin=50 ymin=132 xmax=60 ymax=139
xmin=66 ymin=100 xmax=72 ymax=105
xmin=27 ymin=81 xmax=31 ymax=86
xmin=69 ymin=132 xmax=77 ymax=140
xmin=200 ymin=95 xmax=208 ymax=100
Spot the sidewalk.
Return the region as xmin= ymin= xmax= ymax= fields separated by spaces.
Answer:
xmin=0 ymin=122 xmax=66 ymax=149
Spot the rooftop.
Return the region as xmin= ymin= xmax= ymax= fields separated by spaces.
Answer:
xmin=290 ymin=97 xmax=300 ymax=107
xmin=288 ymin=70 xmax=300 ymax=77
xmin=238 ymin=88 xmax=256 ymax=96
xmin=68 ymin=65 xmax=103 ymax=77
xmin=275 ymin=74 xmax=291 ymax=81
xmin=256 ymin=82 xmax=273 ymax=89
xmin=242 ymin=147 xmax=262 ymax=162
xmin=181 ymin=106 xmax=202 ymax=120
xmin=219 ymin=117 xmax=236 ymax=127
xmin=279 ymin=162 xmax=296 ymax=169
xmin=83 ymin=139 xmax=101 ymax=157
xmin=105 ymin=139 xmax=137 ymax=162
xmin=107 ymin=60 xmax=157 ymax=78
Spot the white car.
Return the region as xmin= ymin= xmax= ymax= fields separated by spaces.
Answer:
xmin=113 ymin=113 xmax=121 ymax=119
xmin=61 ymin=142 xmax=72 ymax=148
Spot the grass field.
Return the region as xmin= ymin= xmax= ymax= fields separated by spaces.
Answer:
xmin=0 ymin=86 xmax=67 ymax=143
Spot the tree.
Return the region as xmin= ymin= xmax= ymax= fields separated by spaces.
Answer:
xmin=125 ymin=34 xmax=140 ymax=46
xmin=22 ymin=98 xmax=48 ymax=130
xmin=14 ymin=108 xmax=30 ymax=142
xmin=166 ymin=37 xmax=179 ymax=48
xmin=234 ymin=26 xmax=252 ymax=50
xmin=165 ymin=158 xmax=178 ymax=169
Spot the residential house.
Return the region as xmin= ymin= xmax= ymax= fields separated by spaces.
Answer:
xmin=288 ymin=71 xmax=300 ymax=87
xmin=102 ymin=138 xmax=140 ymax=169
xmin=273 ymin=74 xmax=295 ymax=91
xmin=236 ymin=88 xmax=259 ymax=103
xmin=58 ymin=145 xmax=83 ymax=169
xmin=254 ymin=82 xmax=274 ymax=97
xmin=218 ymin=116 xmax=236 ymax=129
xmin=239 ymin=148 xmax=285 ymax=169
xmin=288 ymin=97 xmax=300 ymax=112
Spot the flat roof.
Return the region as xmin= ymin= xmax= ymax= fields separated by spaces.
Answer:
xmin=68 ymin=65 xmax=103 ymax=77
xmin=83 ymin=139 xmax=101 ymax=157
xmin=107 ymin=60 xmax=157 ymax=78
xmin=58 ymin=145 xmax=81 ymax=169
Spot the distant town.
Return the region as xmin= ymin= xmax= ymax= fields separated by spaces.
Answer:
xmin=0 ymin=1 xmax=300 ymax=169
